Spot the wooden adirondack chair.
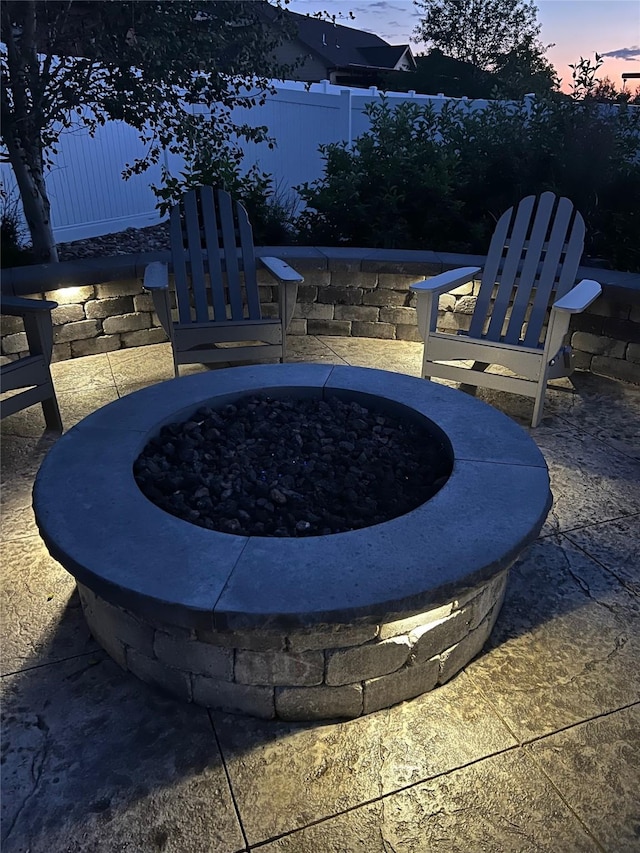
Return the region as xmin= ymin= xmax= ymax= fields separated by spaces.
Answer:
xmin=410 ymin=193 xmax=602 ymax=427
xmin=0 ymin=296 xmax=63 ymax=432
xmin=143 ymin=187 xmax=303 ymax=376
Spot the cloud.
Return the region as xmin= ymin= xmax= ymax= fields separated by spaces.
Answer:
xmin=359 ymin=1 xmax=407 ymax=11
xmin=601 ymin=45 xmax=640 ymax=61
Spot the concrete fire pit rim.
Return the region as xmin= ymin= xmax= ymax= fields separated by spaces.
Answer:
xmin=33 ymin=363 xmax=551 ymax=631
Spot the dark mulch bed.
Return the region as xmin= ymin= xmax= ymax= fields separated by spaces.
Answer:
xmin=134 ymin=394 xmax=453 ymax=537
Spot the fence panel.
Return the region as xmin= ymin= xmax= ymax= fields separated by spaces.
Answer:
xmin=232 ymin=85 xmax=354 ymax=198
xmin=1 ymin=117 xmax=167 ymax=242
xmin=1 ymin=80 xmax=482 ymax=243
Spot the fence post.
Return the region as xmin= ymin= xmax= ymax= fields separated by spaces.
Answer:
xmin=341 ymin=88 xmax=353 ymax=148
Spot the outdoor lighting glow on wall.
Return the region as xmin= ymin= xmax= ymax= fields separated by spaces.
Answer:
xmin=49 ymin=287 xmax=84 ymax=302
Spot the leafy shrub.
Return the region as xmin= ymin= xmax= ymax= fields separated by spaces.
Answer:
xmin=153 ymin=149 xmax=297 ymax=246
xmin=296 ymin=94 xmax=640 ymax=271
xmin=297 ymin=100 xmax=472 ymax=251
xmin=0 ymin=182 xmax=34 ymax=268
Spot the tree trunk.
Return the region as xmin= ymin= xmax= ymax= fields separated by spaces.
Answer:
xmin=1 ymin=1 xmax=58 ymax=263
xmin=5 ymin=137 xmax=59 ymax=264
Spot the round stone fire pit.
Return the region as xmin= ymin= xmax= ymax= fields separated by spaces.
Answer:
xmin=34 ymin=364 xmax=551 ymax=720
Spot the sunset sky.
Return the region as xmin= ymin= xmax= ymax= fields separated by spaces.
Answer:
xmin=286 ymin=0 xmax=640 ymax=92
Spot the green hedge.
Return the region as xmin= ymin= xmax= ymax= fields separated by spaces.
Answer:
xmin=296 ymin=96 xmax=640 ymax=272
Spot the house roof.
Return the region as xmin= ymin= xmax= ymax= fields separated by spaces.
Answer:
xmin=358 ymin=45 xmax=414 ymax=70
xmin=285 ymin=10 xmax=415 ymax=72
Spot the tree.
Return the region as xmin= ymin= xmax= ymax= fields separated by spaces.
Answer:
xmin=381 ymin=44 xmax=558 ymax=99
xmin=381 ymin=50 xmax=495 ymax=98
xmin=0 ymin=1 xmax=294 ymax=262
xmin=490 ymin=35 xmax=559 ymax=97
xmin=413 ymin=0 xmax=546 ymax=72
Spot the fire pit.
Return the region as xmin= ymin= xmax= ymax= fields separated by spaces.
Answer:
xmin=133 ymin=393 xmax=454 ymax=537
xmin=34 ymin=364 xmax=551 ymax=720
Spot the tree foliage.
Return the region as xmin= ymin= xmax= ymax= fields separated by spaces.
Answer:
xmin=490 ymin=34 xmax=559 ymax=97
xmin=382 ymin=44 xmax=558 ymax=99
xmin=381 ymin=50 xmax=495 ymax=98
xmin=413 ymin=0 xmax=546 ymax=72
xmin=0 ymin=0 xmax=293 ymax=262
xmin=568 ymin=53 xmax=640 ymax=104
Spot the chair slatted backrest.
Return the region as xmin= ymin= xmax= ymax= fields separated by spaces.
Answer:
xmin=170 ymin=187 xmax=262 ymax=324
xmin=468 ymin=192 xmax=585 ymax=347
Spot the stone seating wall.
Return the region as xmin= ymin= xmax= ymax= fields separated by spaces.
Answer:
xmin=1 ymin=250 xmax=638 ymax=385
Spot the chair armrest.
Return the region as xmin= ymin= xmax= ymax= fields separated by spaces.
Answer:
xmin=1 ymin=295 xmax=58 ymax=315
xmin=143 ymin=262 xmax=169 ymax=290
xmin=410 ymin=266 xmax=482 ymax=296
xmin=259 ymin=256 xmax=304 ymax=284
xmin=552 ymin=279 xmax=602 ymax=314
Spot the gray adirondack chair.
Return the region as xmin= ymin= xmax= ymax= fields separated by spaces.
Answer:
xmin=1 ymin=295 xmax=63 ymax=431
xmin=143 ymin=187 xmax=303 ymax=376
xmin=410 ymin=193 xmax=602 ymax=427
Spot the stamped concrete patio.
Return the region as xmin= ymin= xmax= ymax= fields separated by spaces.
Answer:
xmin=2 ymin=334 xmax=639 ymax=853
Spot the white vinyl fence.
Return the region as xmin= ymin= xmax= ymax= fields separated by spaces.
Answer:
xmin=1 ymin=79 xmax=486 ymax=243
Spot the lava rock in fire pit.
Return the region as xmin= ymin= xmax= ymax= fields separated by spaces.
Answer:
xmin=134 ymin=395 xmax=452 ymax=537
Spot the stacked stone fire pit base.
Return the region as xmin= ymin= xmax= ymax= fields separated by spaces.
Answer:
xmin=77 ymin=570 xmax=507 ymax=720
xmin=34 ymin=364 xmax=551 ymax=720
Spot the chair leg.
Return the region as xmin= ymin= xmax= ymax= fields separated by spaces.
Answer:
xmin=459 ymin=361 xmax=489 ymax=395
xmin=421 ymin=350 xmax=433 ymax=380
xmin=531 ymin=368 xmax=550 ymax=428
xmin=41 ymin=392 xmax=63 ymax=433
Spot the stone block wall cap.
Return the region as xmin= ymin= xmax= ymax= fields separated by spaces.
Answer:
xmin=437 ymin=252 xmax=487 ymax=272
xmin=316 ymin=247 xmax=375 ymax=260
xmin=256 ymin=247 xmax=328 ymax=270
xmin=361 ymin=249 xmax=444 ymax=275
xmin=3 ymin=254 xmax=150 ymax=295
xmin=2 ymin=247 xmax=638 ymax=302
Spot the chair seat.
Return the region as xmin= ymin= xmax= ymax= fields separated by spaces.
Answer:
xmin=1 ymin=353 xmax=49 ymax=392
xmin=453 ymin=329 xmax=545 ymax=355
xmin=173 ymin=317 xmax=281 ymax=332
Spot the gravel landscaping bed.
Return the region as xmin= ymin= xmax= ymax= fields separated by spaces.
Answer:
xmin=57 ymin=222 xmax=170 ymax=261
